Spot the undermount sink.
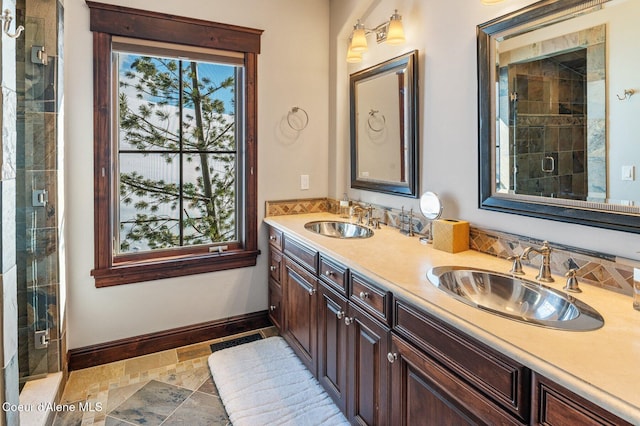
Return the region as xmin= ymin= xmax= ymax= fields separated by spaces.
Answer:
xmin=304 ymin=220 xmax=373 ymax=239
xmin=427 ymin=266 xmax=604 ymax=331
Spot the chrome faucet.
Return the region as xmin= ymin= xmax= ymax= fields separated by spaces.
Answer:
xmin=521 ymin=241 xmax=554 ymax=282
xmin=351 ymin=203 xmax=377 ymax=227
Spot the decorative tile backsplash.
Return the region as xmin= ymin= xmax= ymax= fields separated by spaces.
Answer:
xmin=266 ymin=197 xmax=635 ymax=296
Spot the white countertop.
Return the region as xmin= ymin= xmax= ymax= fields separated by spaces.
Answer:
xmin=264 ymin=212 xmax=640 ymax=424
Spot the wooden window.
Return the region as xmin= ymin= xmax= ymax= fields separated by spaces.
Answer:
xmin=87 ymin=2 xmax=262 ymax=287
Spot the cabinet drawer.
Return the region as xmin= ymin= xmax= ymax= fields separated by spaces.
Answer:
xmin=349 ymin=272 xmax=392 ymax=325
xmin=532 ymin=373 xmax=632 ymax=426
xmin=394 ymin=300 xmax=530 ymax=422
xmin=268 ymin=226 xmax=283 ymax=250
xmin=319 ymin=255 xmax=348 ymax=295
xmin=269 ymin=248 xmax=283 ymax=284
xmin=283 ymin=235 xmax=318 ymax=274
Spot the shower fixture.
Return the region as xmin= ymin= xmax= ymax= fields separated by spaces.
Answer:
xmin=2 ymin=9 xmax=24 ymax=38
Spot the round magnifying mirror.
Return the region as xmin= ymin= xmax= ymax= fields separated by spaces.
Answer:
xmin=419 ymin=191 xmax=442 ymax=243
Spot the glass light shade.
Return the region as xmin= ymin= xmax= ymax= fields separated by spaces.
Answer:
xmin=346 ymin=43 xmax=362 ymax=63
xmin=386 ymin=14 xmax=405 ymax=45
xmin=350 ymin=24 xmax=368 ymax=52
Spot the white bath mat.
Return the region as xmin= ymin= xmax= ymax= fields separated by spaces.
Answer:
xmin=208 ymin=336 xmax=349 ymax=426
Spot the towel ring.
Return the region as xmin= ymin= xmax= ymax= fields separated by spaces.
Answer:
xmin=367 ymin=109 xmax=386 ymax=132
xmin=287 ymin=107 xmax=309 ymax=131
xmin=616 ymin=89 xmax=635 ymax=101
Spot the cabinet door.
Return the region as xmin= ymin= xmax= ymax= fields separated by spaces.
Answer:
xmin=268 ymin=279 xmax=282 ymax=330
xmin=346 ymin=304 xmax=391 ymax=426
xmin=389 ymin=334 xmax=521 ymax=426
xmin=317 ymin=282 xmax=349 ymax=412
xmin=283 ymin=258 xmax=318 ymax=375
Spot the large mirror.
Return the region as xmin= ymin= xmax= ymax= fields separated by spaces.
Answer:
xmin=350 ymin=50 xmax=419 ymax=197
xmin=478 ymin=0 xmax=640 ymax=233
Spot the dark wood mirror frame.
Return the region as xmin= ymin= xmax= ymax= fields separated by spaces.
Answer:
xmin=478 ymin=0 xmax=640 ymax=234
xmin=350 ymin=50 xmax=419 ymax=198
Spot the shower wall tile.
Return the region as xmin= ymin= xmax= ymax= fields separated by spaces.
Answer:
xmin=1 ymin=87 xmax=17 ymax=181
xmin=2 ymin=266 xmax=18 ymax=365
xmin=25 ymin=228 xmax=59 ymax=288
xmin=1 ymin=353 xmax=20 ymax=426
xmin=22 ymin=112 xmax=57 ymax=170
xmin=2 ymin=181 xmax=17 ymax=272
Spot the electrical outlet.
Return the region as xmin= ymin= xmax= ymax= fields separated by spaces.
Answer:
xmin=300 ymin=174 xmax=310 ymax=190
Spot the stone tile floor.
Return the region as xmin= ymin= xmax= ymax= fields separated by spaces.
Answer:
xmin=54 ymin=327 xmax=278 ymax=425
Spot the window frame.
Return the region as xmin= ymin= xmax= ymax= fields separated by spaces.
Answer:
xmin=88 ymin=2 xmax=262 ymax=287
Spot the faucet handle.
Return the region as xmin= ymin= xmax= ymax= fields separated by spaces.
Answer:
xmin=563 ymin=268 xmax=581 ymax=293
xmin=508 ymin=255 xmax=525 ymax=275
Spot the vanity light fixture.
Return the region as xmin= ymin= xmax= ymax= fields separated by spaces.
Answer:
xmin=346 ymin=10 xmax=405 ymax=62
xmin=481 ymin=0 xmax=506 ymax=5
xmin=346 ymin=37 xmax=363 ymax=63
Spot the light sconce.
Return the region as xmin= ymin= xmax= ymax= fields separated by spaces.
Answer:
xmin=346 ymin=10 xmax=406 ymax=62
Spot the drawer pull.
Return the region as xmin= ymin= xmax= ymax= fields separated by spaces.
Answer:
xmin=344 ymin=316 xmax=354 ymax=326
xmin=359 ymin=291 xmax=369 ymax=300
xmin=325 ymin=270 xmax=335 ymax=277
xmin=269 ymin=235 xmax=277 ymax=241
xmin=269 ymin=265 xmax=277 ymax=272
xmin=308 ymin=288 xmax=317 ymax=296
xmin=269 ymin=305 xmax=277 ymax=311
xmin=336 ymin=310 xmax=344 ymax=320
xmin=387 ymin=352 xmax=398 ymax=363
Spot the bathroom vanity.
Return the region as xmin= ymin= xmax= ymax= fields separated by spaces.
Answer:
xmin=265 ymin=212 xmax=639 ymax=425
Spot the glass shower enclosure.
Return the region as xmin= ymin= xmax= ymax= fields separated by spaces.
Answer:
xmin=15 ymin=0 xmax=63 ymax=388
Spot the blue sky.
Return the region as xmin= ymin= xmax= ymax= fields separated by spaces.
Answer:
xmin=118 ymin=53 xmax=236 ymax=112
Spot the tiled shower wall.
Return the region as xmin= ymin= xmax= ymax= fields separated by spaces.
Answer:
xmin=506 ymin=52 xmax=588 ymax=199
xmin=496 ymin=24 xmax=607 ymax=202
xmin=265 ymin=198 xmax=636 ymax=296
xmin=1 ymin=0 xmax=20 ymax=423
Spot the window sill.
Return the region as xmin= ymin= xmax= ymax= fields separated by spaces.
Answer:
xmin=91 ymin=249 xmax=260 ymax=287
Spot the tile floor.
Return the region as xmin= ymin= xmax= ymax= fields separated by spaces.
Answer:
xmin=54 ymin=327 xmax=279 ymax=425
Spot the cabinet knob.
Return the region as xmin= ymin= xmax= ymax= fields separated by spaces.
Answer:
xmin=308 ymin=288 xmax=317 ymax=296
xmin=269 ymin=265 xmax=277 ymax=272
xmin=387 ymin=352 xmax=398 ymax=363
xmin=325 ymin=270 xmax=334 ymax=277
xmin=269 ymin=305 xmax=277 ymax=311
xmin=269 ymin=235 xmax=276 ymax=241
xmin=336 ymin=310 xmax=344 ymax=320
xmin=359 ymin=291 xmax=369 ymax=300
xmin=344 ymin=316 xmax=354 ymax=326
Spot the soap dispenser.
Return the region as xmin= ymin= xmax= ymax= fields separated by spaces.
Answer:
xmin=340 ymin=193 xmax=350 ymax=218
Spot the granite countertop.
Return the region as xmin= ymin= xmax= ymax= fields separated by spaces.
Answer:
xmin=264 ymin=212 xmax=640 ymax=425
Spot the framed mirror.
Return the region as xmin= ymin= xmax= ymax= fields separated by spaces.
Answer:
xmin=350 ymin=50 xmax=419 ymax=197
xmin=478 ymin=0 xmax=640 ymax=234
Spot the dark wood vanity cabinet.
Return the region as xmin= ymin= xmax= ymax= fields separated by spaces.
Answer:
xmin=389 ymin=334 xmax=522 ymax=425
xmin=267 ymin=226 xmax=631 ymax=426
xmin=282 ymin=257 xmax=318 ymax=374
xmin=392 ymin=300 xmax=529 ymax=425
xmin=532 ymin=373 xmax=632 ymax=426
xmin=267 ymin=227 xmax=283 ymax=329
xmin=317 ymin=281 xmax=349 ymax=413
xmin=346 ymin=302 xmax=391 ymax=425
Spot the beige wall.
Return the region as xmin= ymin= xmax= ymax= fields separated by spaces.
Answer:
xmin=65 ymin=0 xmax=640 ymax=350
xmin=329 ymin=0 xmax=639 ymax=258
xmin=64 ymin=0 xmax=329 ymax=349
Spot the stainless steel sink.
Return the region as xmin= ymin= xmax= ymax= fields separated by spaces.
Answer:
xmin=304 ymin=220 xmax=373 ymax=239
xmin=427 ymin=266 xmax=604 ymax=331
